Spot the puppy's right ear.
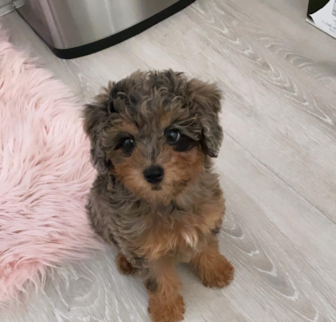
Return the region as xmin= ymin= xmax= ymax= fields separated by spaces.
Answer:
xmin=84 ymin=82 xmax=115 ymax=174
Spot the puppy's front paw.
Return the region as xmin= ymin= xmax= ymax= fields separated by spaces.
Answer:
xmin=148 ymin=294 xmax=185 ymax=322
xmin=200 ymin=255 xmax=234 ymax=288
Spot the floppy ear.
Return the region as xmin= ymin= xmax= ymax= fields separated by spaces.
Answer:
xmin=186 ymin=79 xmax=223 ymax=157
xmin=83 ymin=82 xmax=115 ymax=174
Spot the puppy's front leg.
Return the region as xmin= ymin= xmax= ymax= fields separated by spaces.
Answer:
xmin=191 ymin=238 xmax=234 ymax=288
xmin=143 ymin=261 xmax=185 ymax=322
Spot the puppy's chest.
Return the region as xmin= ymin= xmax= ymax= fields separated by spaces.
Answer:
xmin=133 ymin=207 xmax=222 ymax=261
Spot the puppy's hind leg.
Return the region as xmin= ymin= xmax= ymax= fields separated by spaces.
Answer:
xmin=191 ymin=238 xmax=234 ymax=288
xmin=116 ymin=253 xmax=137 ymax=275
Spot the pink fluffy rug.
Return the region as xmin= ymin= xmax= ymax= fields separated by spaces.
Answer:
xmin=0 ymin=27 xmax=102 ymax=306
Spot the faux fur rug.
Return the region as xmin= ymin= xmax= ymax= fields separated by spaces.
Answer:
xmin=0 ymin=27 xmax=101 ymax=306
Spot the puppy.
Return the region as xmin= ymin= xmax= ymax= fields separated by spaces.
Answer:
xmin=84 ymin=70 xmax=234 ymax=322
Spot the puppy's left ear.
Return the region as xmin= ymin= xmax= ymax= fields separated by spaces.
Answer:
xmin=187 ymin=79 xmax=223 ymax=157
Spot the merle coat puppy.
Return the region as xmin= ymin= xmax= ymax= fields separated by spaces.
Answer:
xmin=84 ymin=70 xmax=234 ymax=322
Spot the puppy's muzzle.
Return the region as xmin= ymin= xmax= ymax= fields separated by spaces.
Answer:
xmin=143 ymin=165 xmax=164 ymax=184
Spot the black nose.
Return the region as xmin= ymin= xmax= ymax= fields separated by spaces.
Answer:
xmin=143 ymin=165 xmax=164 ymax=184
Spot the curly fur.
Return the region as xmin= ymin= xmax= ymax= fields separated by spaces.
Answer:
xmin=84 ymin=70 xmax=234 ymax=322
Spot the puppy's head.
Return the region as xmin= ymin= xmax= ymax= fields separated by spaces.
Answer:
xmin=84 ymin=70 xmax=223 ymax=204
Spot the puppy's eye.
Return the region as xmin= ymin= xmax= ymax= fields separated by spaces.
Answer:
xmin=166 ymin=130 xmax=181 ymax=145
xmin=122 ymin=138 xmax=135 ymax=152
xmin=166 ymin=129 xmax=198 ymax=152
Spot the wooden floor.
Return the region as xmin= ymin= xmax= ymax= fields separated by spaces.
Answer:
xmin=1 ymin=0 xmax=336 ymax=321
